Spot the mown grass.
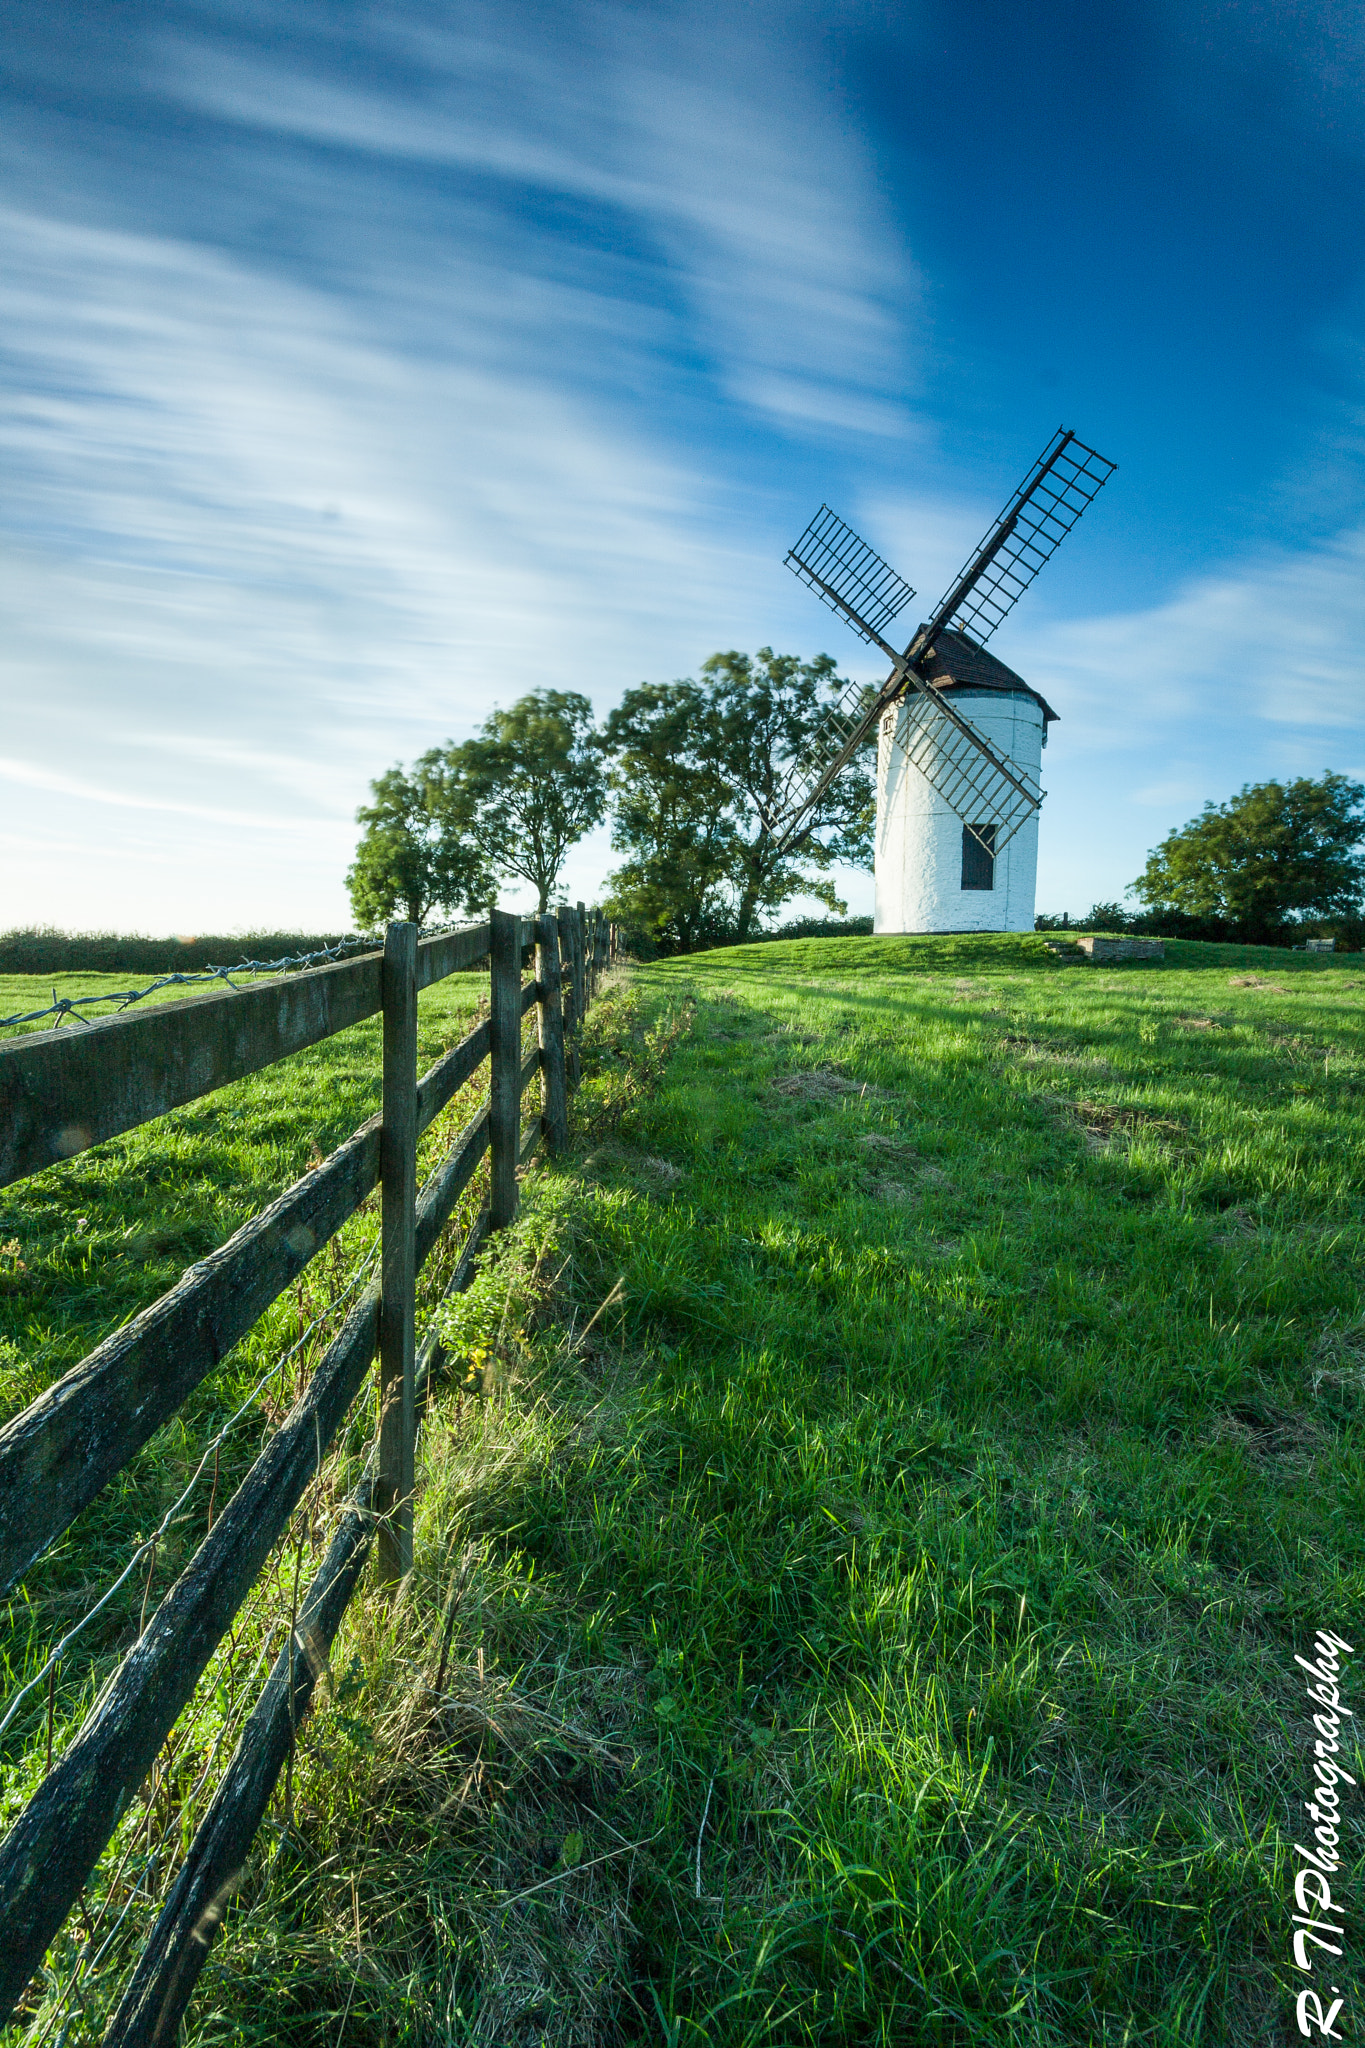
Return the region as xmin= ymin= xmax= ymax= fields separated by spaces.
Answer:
xmin=4 ymin=935 xmax=1364 ymax=2044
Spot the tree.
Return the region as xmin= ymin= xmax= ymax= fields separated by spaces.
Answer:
xmin=1132 ymin=774 xmax=1365 ymax=938
xmin=599 ymin=681 xmax=737 ymax=951
xmin=346 ymin=760 xmax=493 ymax=929
xmin=601 ymin=649 xmax=874 ymax=950
xmin=705 ymin=648 xmax=875 ymax=939
xmin=442 ymin=691 xmax=606 ymax=913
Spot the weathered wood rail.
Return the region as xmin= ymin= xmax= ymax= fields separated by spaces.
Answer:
xmin=0 ymin=902 xmax=614 ymax=2038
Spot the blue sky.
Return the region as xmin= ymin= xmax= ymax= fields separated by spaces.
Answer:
xmin=3 ymin=0 xmax=1364 ymax=932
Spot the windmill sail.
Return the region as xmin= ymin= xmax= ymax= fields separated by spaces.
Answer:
xmin=769 ymin=516 xmax=1040 ymax=855
xmin=769 ymin=427 xmax=1115 ymax=856
xmin=889 ymin=691 xmax=1040 ymax=854
xmin=785 ymin=505 xmax=916 ymax=644
xmin=765 ymin=635 xmax=1038 ymax=858
xmin=934 ymin=429 xmax=1117 ymax=648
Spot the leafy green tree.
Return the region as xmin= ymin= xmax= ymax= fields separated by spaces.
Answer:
xmin=602 ymin=649 xmax=874 ymax=949
xmin=442 ymin=691 xmax=606 ymax=913
xmin=1132 ymin=773 xmax=1365 ymax=937
xmin=704 ymin=648 xmax=874 ymax=939
xmin=1083 ymin=902 xmax=1133 ymax=931
xmin=600 ymin=680 xmax=736 ymax=951
xmin=345 ymin=761 xmax=492 ymax=929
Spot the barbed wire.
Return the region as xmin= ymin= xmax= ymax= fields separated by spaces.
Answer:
xmin=28 ymin=1573 xmax=291 ymax=2048
xmin=15 ymin=1142 xmax=487 ymax=2036
xmin=0 ymin=933 xmax=385 ymax=1033
xmin=0 ymin=915 xmax=497 ymax=1033
xmin=0 ymin=906 xmax=503 ymax=2034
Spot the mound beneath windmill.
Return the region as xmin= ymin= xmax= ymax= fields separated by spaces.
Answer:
xmin=681 ymin=929 xmax=1066 ymax=976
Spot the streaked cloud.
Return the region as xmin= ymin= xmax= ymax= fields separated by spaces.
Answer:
xmin=1019 ymin=520 xmax=1365 ymax=750
xmin=162 ymin=5 xmax=920 ymax=443
xmin=1016 ymin=516 xmax=1365 ymax=911
xmin=0 ymin=1 xmax=927 ymax=928
xmin=1 ymin=0 xmax=1363 ymax=933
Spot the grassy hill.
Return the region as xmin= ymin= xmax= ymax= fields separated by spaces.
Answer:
xmin=2 ymin=933 xmax=1361 ymax=2042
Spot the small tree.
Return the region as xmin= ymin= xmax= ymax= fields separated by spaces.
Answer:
xmin=601 ymin=649 xmax=874 ymax=949
xmin=346 ymin=761 xmax=493 ymax=929
xmin=600 ymin=680 xmax=736 ymax=952
xmin=442 ymin=691 xmax=606 ymax=913
xmin=1132 ymin=774 xmax=1365 ymax=939
xmin=1082 ymin=902 xmax=1132 ymax=931
xmin=703 ymin=648 xmax=875 ymax=941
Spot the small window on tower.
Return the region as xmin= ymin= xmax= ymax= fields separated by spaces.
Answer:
xmin=961 ymin=824 xmax=996 ymax=890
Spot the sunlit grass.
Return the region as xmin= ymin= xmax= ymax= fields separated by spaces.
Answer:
xmin=4 ymin=936 xmax=1364 ymax=2042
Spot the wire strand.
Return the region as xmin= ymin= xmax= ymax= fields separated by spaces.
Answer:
xmin=0 ymin=915 xmax=484 ymax=1031
xmin=0 ymin=1240 xmax=378 ymax=1749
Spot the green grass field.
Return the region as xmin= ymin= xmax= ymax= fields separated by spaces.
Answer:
xmin=0 ymin=966 xmax=507 ymax=2046
xmin=3 ymin=934 xmax=1364 ymax=2043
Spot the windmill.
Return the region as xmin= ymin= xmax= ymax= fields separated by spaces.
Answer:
xmin=773 ymin=428 xmax=1116 ymax=934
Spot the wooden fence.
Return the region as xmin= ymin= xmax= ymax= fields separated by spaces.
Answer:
xmin=0 ymin=903 xmax=613 ymax=2041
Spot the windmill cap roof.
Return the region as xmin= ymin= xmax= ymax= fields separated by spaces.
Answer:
xmin=916 ymin=626 xmax=1058 ymax=722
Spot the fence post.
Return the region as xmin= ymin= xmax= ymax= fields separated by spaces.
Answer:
xmin=553 ymin=904 xmax=571 ymax=1030
xmin=377 ymin=920 xmax=417 ymax=1586
xmin=536 ymin=913 xmax=569 ymax=1154
xmin=556 ymin=907 xmax=578 ymax=1091
xmin=574 ymin=907 xmax=586 ymax=1021
xmin=489 ymin=909 xmax=521 ymax=1228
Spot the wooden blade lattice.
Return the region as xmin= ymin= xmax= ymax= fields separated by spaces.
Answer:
xmin=940 ymin=430 xmax=1116 ymax=646
xmin=885 ymin=693 xmax=1041 ymax=853
xmin=767 ymin=671 xmax=880 ymax=829
xmin=785 ymin=506 xmax=915 ymax=644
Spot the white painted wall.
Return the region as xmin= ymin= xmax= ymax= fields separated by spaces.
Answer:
xmin=874 ymin=689 xmax=1045 ymax=933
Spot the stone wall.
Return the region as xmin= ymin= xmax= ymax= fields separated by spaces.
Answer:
xmin=1073 ymin=935 xmax=1165 ymax=962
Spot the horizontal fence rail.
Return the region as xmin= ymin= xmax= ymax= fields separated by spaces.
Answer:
xmin=0 ymin=923 xmax=498 ymax=1195
xmin=105 ymin=1226 xmax=485 ymax=2047
xmin=0 ymin=902 xmax=614 ymax=2034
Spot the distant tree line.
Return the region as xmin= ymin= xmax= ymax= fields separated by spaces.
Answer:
xmin=347 ymin=650 xmax=875 ymax=951
xmin=1038 ymin=773 xmax=1365 ymax=949
xmin=0 ymin=929 xmax=359 ymax=976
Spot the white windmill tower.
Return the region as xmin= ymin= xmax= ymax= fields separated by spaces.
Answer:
xmin=766 ymin=429 xmax=1116 ymax=933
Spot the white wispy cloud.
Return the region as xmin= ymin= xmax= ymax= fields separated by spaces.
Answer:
xmin=1 ymin=4 xmax=927 ymax=927
xmin=1016 ymin=521 xmax=1365 ymax=753
xmin=4 ymin=0 xmax=1364 ymax=938
xmin=1010 ymin=514 xmax=1365 ymax=910
xmin=161 ymin=1 xmax=919 ymax=443
xmin=0 ymin=753 xmax=319 ymax=829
